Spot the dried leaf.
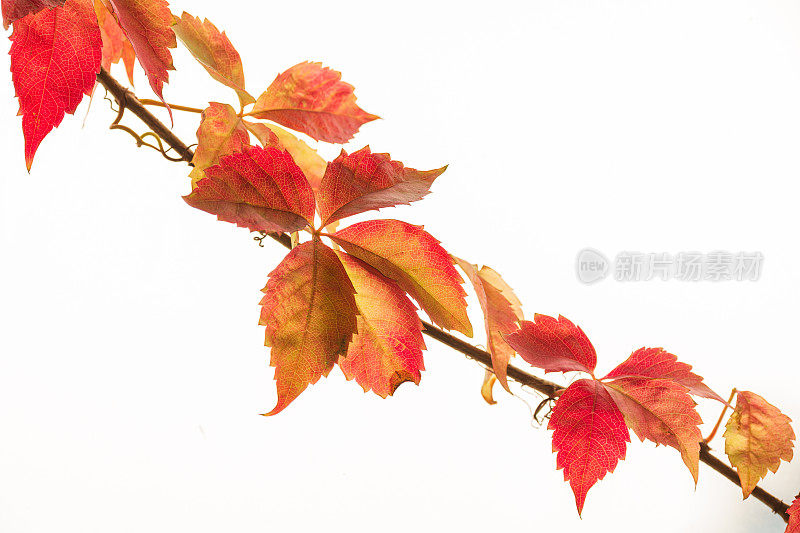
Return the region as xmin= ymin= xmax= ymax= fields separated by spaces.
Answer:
xmin=480 ymin=370 xmax=497 ymax=405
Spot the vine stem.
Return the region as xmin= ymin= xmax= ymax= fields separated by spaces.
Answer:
xmin=94 ymin=68 xmax=792 ymax=524
xmin=138 ymin=98 xmax=205 ymax=114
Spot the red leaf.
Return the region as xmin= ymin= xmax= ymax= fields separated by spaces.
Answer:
xmin=336 ymin=251 xmax=426 ymax=398
xmin=455 ymin=258 xmax=523 ymax=392
xmin=603 ymin=377 xmax=703 ymax=482
xmin=330 ymin=219 xmax=472 ymax=337
xmin=183 ymin=145 xmax=316 ymax=233
xmin=260 ymin=239 xmax=358 ymax=415
xmin=504 ymin=314 xmax=596 ymax=375
xmin=549 ymin=379 xmax=629 ymax=516
xmin=189 ymin=102 xmax=249 ymax=186
xmin=724 ymin=391 xmax=795 ymax=498
xmin=93 ymin=0 xmax=134 ymax=84
xmin=250 ymin=61 xmax=378 ymax=143
xmin=9 ymin=0 xmax=102 ymax=170
xmin=603 ymin=347 xmax=724 ymax=402
xmin=1 ymin=0 xmax=64 ymax=29
xmin=787 ymin=496 xmax=800 ymax=533
xmin=105 ymin=0 xmax=174 ymax=116
xmin=317 ymin=146 xmax=446 ymax=227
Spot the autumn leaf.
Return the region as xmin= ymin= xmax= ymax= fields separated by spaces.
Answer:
xmin=330 ymin=219 xmax=472 ymax=337
xmin=93 ymin=0 xmax=135 ymax=84
xmin=603 ymin=377 xmax=702 ymax=482
xmin=603 ymin=347 xmax=724 ymax=403
xmin=250 ymin=61 xmax=378 ymax=144
xmin=480 ymin=370 xmax=498 ymax=405
xmin=172 ymin=11 xmax=254 ymax=108
xmin=1 ymin=0 xmax=64 ymax=28
xmin=549 ymin=379 xmax=629 ymax=516
xmin=455 ymin=258 xmax=522 ymax=393
xmin=9 ymin=0 xmax=102 ymax=170
xmin=723 ymin=391 xmax=795 ymax=498
xmin=260 ymin=239 xmax=358 ymax=415
xmin=183 ymin=145 xmax=316 ymax=233
xmin=504 ymin=314 xmax=596 ymax=375
xmin=787 ymin=496 xmax=800 ymax=533
xmin=244 ymin=121 xmax=327 ymax=191
xmin=336 ymin=251 xmax=426 ymax=398
xmin=316 ymin=146 xmax=446 ymax=227
xmin=105 ymin=0 xmax=174 ymax=116
xmin=189 ymin=102 xmax=249 ymax=186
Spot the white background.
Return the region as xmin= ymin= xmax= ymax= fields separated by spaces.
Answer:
xmin=1 ymin=0 xmax=799 ymax=531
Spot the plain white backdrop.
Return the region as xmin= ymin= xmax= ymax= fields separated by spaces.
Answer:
xmin=1 ymin=0 xmax=800 ymax=531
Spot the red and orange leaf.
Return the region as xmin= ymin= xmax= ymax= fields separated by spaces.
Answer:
xmin=121 ymin=37 xmax=135 ymax=83
xmin=504 ymin=314 xmax=596 ymax=375
xmin=172 ymin=11 xmax=253 ymax=108
xmin=259 ymin=239 xmax=358 ymax=416
xmin=317 ymin=146 xmax=446 ymax=227
xmin=455 ymin=258 xmax=522 ymax=393
xmin=9 ymin=0 xmax=102 ymax=170
xmin=189 ymin=102 xmax=249 ymax=186
xmin=250 ymin=61 xmax=378 ymax=144
xmin=331 ymin=219 xmax=472 ymax=337
xmin=723 ymin=391 xmax=795 ymax=498
xmin=1 ymin=0 xmax=64 ymax=28
xmin=93 ymin=0 xmax=134 ymax=85
xmin=603 ymin=377 xmax=702 ymax=482
xmin=244 ymin=121 xmax=327 ymax=191
xmin=336 ymin=251 xmax=426 ymax=398
xmin=183 ymin=145 xmax=316 ymax=233
xmin=106 ymin=0 xmax=174 ymax=115
xmin=787 ymin=496 xmax=800 ymax=533
xmin=603 ymin=347 xmax=724 ymax=403
xmin=549 ymin=379 xmax=629 ymax=516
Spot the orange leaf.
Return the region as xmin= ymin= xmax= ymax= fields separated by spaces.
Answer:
xmin=504 ymin=314 xmax=596 ymax=375
xmin=93 ymin=0 xmax=134 ymax=84
xmin=9 ymin=0 xmax=102 ymax=170
xmin=172 ymin=11 xmax=254 ymax=108
xmin=244 ymin=121 xmax=327 ymax=192
xmin=2 ymin=0 xmax=64 ymax=29
xmin=480 ymin=370 xmax=498 ymax=405
xmin=549 ymin=379 xmax=629 ymax=516
xmin=603 ymin=377 xmax=702 ymax=483
xmin=455 ymin=258 xmax=522 ymax=392
xmin=189 ymin=102 xmax=249 ymax=186
xmin=106 ymin=0 xmax=174 ymax=117
xmin=250 ymin=61 xmax=378 ymax=143
xmin=603 ymin=347 xmax=724 ymax=403
xmin=723 ymin=391 xmax=795 ymax=498
xmin=787 ymin=496 xmax=800 ymax=533
xmin=330 ymin=219 xmax=472 ymax=337
xmin=183 ymin=145 xmax=316 ymax=233
xmin=317 ymin=146 xmax=446 ymax=227
xmin=260 ymin=239 xmax=358 ymax=415
xmin=336 ymin=251 xmax=426 ymax=398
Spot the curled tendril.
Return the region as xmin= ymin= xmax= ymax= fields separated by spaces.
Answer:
xmin=254 ymin=231 xmax=268 ymax=247
xmin=533 ymin=396 xmax=556 ymax=424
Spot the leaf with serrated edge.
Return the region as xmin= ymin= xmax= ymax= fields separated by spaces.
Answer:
xmin=244 ymin=121 xmax=327 ymax=191
xmin=2 ymin=0 xmax=64 ymax=28
xmin=549 ymin=379 xmax=629 ymax=516
xmin=9 ymin=0 xmax=102 ymax=170
xmin=504 ymin=314 xmax=596 ymax=375
xmin=603 ymin=377 xmax=702 ymax=482
xmin=259 ymin=239 xmax=358 ymax=415
xmin=331 ymin=219 xmax=472 ymax=337
xmin=189 ymin=102 xmax=249 ymax=186
xmin=183 ymin=145 xmax=315 ymax=233
xmin=106 ymin=0 xmax=175 ymax=118
xmin=318 ymin=146 xmax=446 ymax=227
xmin=603 ymin=347 xmax=724 ymax=403
xmin=787 ymin=497 xmax=800 ymax=533
xmin=724 ymin=391 xmax=795 ymax=498
xmin=94 ymin=0 xmax=135 ymax=84
xmin=336 ymin=251 xmax=425 ymax=398
xmin=455 ymin=258 xmax=522 ymax=392
xmin=250 ymin=61 xmax=378 ymax=143
xmin=172 ymin=11 xmax=254 ymax=108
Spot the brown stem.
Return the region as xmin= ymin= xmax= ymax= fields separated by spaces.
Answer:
xmin=704 ymin=388 xmax=737 ymax=443
xmin=94 ymin=68 xmax=793 ymax=525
